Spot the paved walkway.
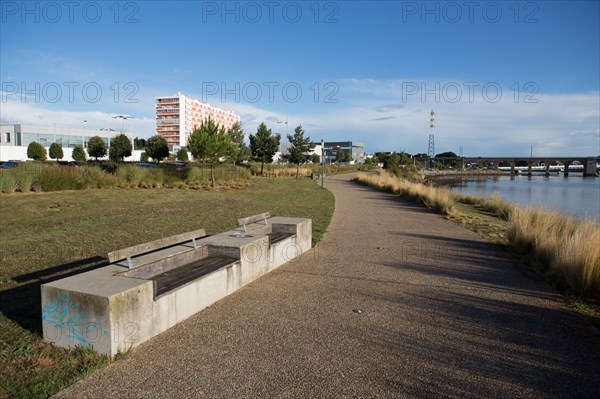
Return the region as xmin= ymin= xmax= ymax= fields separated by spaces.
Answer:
xmin=55 ymin=174 xmax=600 ymax=398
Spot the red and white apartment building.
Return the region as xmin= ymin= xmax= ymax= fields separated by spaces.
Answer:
xmin=156 ymin=92 xmax=240 ymax=150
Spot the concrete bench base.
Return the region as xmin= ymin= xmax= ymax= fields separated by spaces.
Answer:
xmin=41 ymin=217 xmax=311 ymax=357
xmin=152 ymin=255 xmax=238 ymax=298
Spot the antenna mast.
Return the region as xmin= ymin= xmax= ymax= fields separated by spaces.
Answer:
xmin=428 ymin=110 xmax=435 ymax=165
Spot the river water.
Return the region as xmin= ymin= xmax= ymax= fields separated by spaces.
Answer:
xmin=443 ymin=173 xmax=600 ymax=221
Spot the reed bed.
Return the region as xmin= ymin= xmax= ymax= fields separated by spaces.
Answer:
xmin=354 ymin=171 xmax=455 ymax=216
xmin=455 ymin=192 xmax=513 ymax=220
xmin=508 ymin=206 xmax=600 ymax=296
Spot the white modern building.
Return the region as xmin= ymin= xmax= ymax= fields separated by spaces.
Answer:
xmin=156 ymin=92 xmax=240 ymax=150
xmin=0 ymin=122 xmax=140 ymax=162
xmin=320 ymin=141 xmax=366 ymax=164
xmin=273 ymin=143 xmax=322 ymax=164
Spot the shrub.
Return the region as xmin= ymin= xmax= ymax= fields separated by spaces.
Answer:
xmin=248 ymin=162 xmax=262 ymax=176
xmin=38 ymin=165 xmax=85 ymax=191
xmin=0 ymin=172 xmax=18 ymax=193
xmin=116 ymin=165 xmax=149 ymax=185
xmin=13 ymin=162 xmax=43 ymax=192
xmin=177 ymin=148 xmax=189 ymax=162
xmin=27 ymin=142 xmax=47 ymax=161
xmin=99 ymin=161 xmax=119 ymax=174
xmin=72 ymin=145 xmax=87 ymax=162
xmin=186 ymin=166 xmax=208 ymax=183
xmin=109 ymin=134 xmax=132 ymax=162
xmin=140 ymin=152 xmax=149 ymax=162
xmin=49 ymin=143 xmax=64 ymax=161
xmin=145 ymin=135 xmax=169 ymax=163
xmin=88 ymin=136 xmax=107 ymax=160
xmin=80 ymin=165 xmax=118 ymax=188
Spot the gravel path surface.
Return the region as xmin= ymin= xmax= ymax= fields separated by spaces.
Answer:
xmin=54 ymin=173 xmax=600 ymax=398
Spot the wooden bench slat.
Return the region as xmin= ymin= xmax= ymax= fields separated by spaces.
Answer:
xmin=152 ymin=256 xmax=237 ymax=297
xmin=269 ymin=232 xmax=295 ymax=245
xmin=108 ymin=228 xmax=207 ymax=263
xmin=237 ymin=212 xmax=271 ymax=227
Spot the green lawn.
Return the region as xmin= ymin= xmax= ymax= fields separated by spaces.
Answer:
xmin=0 ymin=177 xmax=334 ymax=399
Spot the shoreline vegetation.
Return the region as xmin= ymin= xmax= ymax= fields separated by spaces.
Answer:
xmin=423 ymin=169 xmax=507 ymax=178
xmin=353 ymin=171 xmax=600 ymax=304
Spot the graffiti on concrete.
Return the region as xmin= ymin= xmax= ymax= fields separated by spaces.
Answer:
xmin=42 ymin=291 xmax=106 ymax=347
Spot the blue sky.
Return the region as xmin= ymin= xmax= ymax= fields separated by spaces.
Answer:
xmin=1 ymin=0 xmax=599 ymax=156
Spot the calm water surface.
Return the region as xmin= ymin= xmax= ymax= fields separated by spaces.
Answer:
xmin=446 ymin=173 xmax=600 ymax=221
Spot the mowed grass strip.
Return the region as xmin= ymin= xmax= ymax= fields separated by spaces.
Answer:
xmin=0 ymin=177 xmax=334 ymax=399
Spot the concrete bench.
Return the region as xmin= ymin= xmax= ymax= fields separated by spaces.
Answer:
xmin=236 ymin=211 xmax=296 ymax=245
xmin=105 ymin=229 xmax=240 ymax=299
xmin=41 ymin=216 xmax=312 ymax=357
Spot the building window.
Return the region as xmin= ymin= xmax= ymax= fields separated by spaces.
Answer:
xmin=5 ymin=132 xmax=10 ymax=143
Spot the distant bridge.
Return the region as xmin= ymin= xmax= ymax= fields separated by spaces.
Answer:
xmin=417 ymin=156 xmax=599 ymax=176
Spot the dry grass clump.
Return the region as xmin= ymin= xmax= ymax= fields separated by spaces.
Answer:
xmin=456 ymin=192 xmax=513 ymax=220
xmin=266 ymin=166 xmax=315 ymax=178
xmin=354 ymin=171 xmax=455 ymax=216
xmin=508 ymin=206 xmax=600 ymax=296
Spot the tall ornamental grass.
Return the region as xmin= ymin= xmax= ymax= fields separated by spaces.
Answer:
xmin=353 ymin=172 xmax=455 ymax=216
xmin=455 ymin=192 xmax=513 ymax=220
xmin=508 ymin=206 xmax=600 ymax=296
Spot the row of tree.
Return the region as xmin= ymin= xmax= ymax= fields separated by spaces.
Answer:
xmin=25 ymin=119 xmax=318 ymax=186
xmin=26 ymin=133 xmax=134 ymax=162
xmin=186 ymin=117 xmax=315 ymax=186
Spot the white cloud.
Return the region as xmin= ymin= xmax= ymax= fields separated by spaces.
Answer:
xmin=0 ymin=99 xmax=155 ymax=139
xmin=2 ymin=78 xmax=598 ymax=157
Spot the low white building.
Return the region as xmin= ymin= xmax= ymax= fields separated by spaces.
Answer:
xmin=273 ymin=143 xmax=322 ymax=164
xmin=0 ymin=122 xmax=141 ymax=162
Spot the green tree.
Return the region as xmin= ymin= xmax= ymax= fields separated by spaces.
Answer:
xmin=237 ymin=145 xmax=251 ymax=163
xmin=177 ymin=148 xmax=189 ymax=162
xmin=335 ymin=149 xmax=350 ymax=163
xmin=140 ymin=152 xmax=149 ymax=162
xmin=134 ymin=137 xmax=147 ymax=150
xmin=309 ymin=153 xmax=321 ymax=164
xmin=286 ymin=125 xmax=315 ymax=179
xmin=435 ymin=151 xmax=458 ymax=158
xmin=187 ymin=117 xmax=235 ymax=187
xmin=227 ymin=121 xmax=245 ymax=164
xmin=377 ymin=152 xmax=411 ymax=170
xmin=88 ymin=136 xmax=107 ymax=160
xmin=249 ymin=122 xmax=281 ymax=176
xmin=49 ymin=143 xmax=64 ymax=161
xmin=72 ymin=145 xmax=87 ymax=162
xmin=27 ymin=141 xmax=47 ymax=161
xmin=109 ymin=134 xmax=133 ymax=162
xmin=145 ymin=135 xmax=169 ymax=163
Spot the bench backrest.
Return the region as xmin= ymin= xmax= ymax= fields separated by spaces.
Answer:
xmin=238 ymin=212 xmax=271 ymax=226
xmin=237 ymin=212 xmax=271 ymax=228
xmin=108 ymin=228 xmax=207 ymax=263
